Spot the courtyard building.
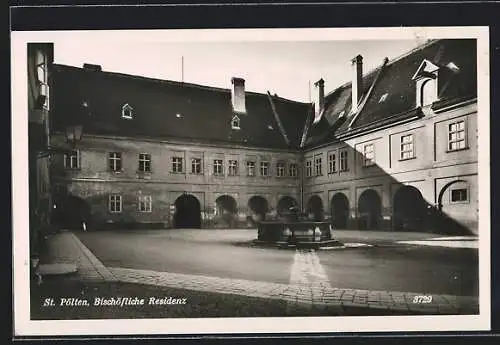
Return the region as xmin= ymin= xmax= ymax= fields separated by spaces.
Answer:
xmin=47 ymin=39 xmax=478 ymax=234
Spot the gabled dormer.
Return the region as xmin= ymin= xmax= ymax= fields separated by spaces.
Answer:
xmin=122 ymin=103 xmax=134 ymax=119
xmin=412 ymin=59 xmax=440 ymax=107
xmin=231 ymin=115 xmax=240 ymax=130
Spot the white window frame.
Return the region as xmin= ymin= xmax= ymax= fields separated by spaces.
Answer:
xmin=108 ymin=152 xmax=122 ymax=172
xmin=138 ymin=195 xmax=152 ymax=212
xmin=447 ymin=120 xmax=467 ymax=151
xmin=450 ymin=188 xmax=468 ymax=203
xmin=339 ymin=149 xmax=348 ymax=171
xmin=305 ymin=159 xmax=312 ymax=177
xmin=138 ymin=153 xmax=151 ymax=173
xmin=122 ymin=104 xmax=133 ymax=119
xmin=231 ymin=115 xmax=240 ymax=130
xmin=328 ymin=151 xmax=337 ymax=174
xmin=260 ymin=161 xmax=270 ymax=177
xmin=191 ymin=158 xmax=202 ymax=174
xmin=363 ymin=143 xmax=375 ymax=167
xmin=400 ymin=134 xmax=415 ymax=160
xmin=172 ymin=156 xmax=184 ymax=173
xmin=314 ymin=155 xmax=322 ymax=176
xmin=228 ymin=160 xmax=239 ymax=176
xmin=213 ymin=159 xmax=223 ymax=176
xmin=247 ymin=161 xmax=256 ymax=177
xmin=64 ymin=150 xmax=80 ymax=170
xmin=289 ymin=163 xmax=298 ymax=178
xmin=109 ymin=194 xmax=122 ymax=213
xmin=276 ymin=162 xmax=286 ymax=177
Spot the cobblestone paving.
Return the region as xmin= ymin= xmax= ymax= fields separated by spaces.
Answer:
xmin=39 ymin=231 xmax=480 ymax=315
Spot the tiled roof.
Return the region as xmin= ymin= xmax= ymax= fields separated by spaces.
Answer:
xmin=50 ymin=39 xmax=477 ymax=151
xmin=50 ymin=65 xmax=310 ymax=150
xmin=303 ymin=38 xmax=477 ymax=148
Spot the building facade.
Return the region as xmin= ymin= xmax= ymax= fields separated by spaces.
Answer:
xmin=47 ymin=39 xmax=478 ymax=234
xmin=27 ymin=43 xmax=54 ymax=256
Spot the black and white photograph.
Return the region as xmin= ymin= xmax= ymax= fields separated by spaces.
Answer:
xmin=12 ymin=26 xmax=490 ymax=336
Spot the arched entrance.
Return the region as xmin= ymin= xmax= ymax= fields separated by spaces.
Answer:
xmin=174 ymin=194 xmax=201 ymax=229
xmin=306 ymin=195 xmax=324 ymax=221
xmin=331 ymin=193 xmax=349 ymax=229
xmin=276 ymin=196 xmax=299 ymax=216
xmin=358 ymin=189 xmax=382 ymax=229
xmin=248 ymin=196 xmax=269 ymax=222
xmin=435 ymin=180 xmax=473 ymax=235
xmin=393 ymin=185 xmax=426 ymax=231
xmin=215 ymin=195 xmax=238 ymax=227
xmin=52 ymin=195 xmax=91 ymax=230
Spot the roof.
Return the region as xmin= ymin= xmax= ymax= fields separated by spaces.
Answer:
xmin=50 ymin=39 xmax=477 ymax=151
xmin=50 ymin=64 xmax=311 ymax=150
xmin=302 ymin=38 xmax=478 ymax=148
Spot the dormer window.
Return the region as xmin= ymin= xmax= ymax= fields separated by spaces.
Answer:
xmin=378 ymin=93 xmax=388 ymax=103
xmin=122 ymin=103 xmax=133 ymax=119
xmin=412 ymin=59 xmax=440 ymax=108
xmin=231 ymin=115 xmax=240 ymax=130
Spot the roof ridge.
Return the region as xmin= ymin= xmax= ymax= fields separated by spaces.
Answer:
xmin=267 ymin=91 xmax=290 ymax=147
xmin=52 ymin=63 xmax=310 ymax=105
xmin=347 ymin=57 xmax=390 ymax=129
xmin=323 ymin=39 xmax=440 ymax=99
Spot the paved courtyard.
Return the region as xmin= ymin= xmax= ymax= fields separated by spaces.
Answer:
xmin=34 ymin=228 xmax=480 ymax=317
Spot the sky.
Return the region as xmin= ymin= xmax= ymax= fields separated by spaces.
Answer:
xmin=54 ymin=37 xmax=427 ymax=103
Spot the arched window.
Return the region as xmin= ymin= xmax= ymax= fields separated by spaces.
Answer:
xmin=420 ymin=79 xmax=436 ymax=107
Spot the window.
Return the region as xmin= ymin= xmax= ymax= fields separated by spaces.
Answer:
xmin=400 ymin=135 xmax=415 ymax=160
xmin=328 ymin=151 xmax=337 ymax=174
xmin=122 ymin=104 xmax=133 ymax=119
xmin=448 ymin=120 xmax=467 ymax=151
xmin=420 ymin=79 xmax=436 ymax=107
xmin=231 ymin=115 xmax=240 ymax=130
xmin=138 ymin=153 xmax=151 ymax=172
xmin=289 ymin=163 xmax=298 ymax=178
xmin=108 ymin=152 xmax=122 ymax=172
xmin=339 ymin=149 xmax=348 ymax=171
xmin=109 ymin=194 xmax=122 ymax=213
xmin=228 ymin=160 xmax=239 ymax=176
xmin=247 ymin=161 xmax=256 ymax=176
xmin=191 ymin=158 xmax=202 ymax=174
xmin=305 ymin=159 xmax=312 ymax=177
xmin=314 ymin=156 xmax=322 ymax=176
xmin=378 ymin=93 xmax=388 ymax=103
xmin=276 ymin=162 xmax=286 ymax=177
xmin=172 ymin=156 xmax=183 ymax=173
xmin=138 ymin=195 xmax=152 ymax=212
xmin=363 ymin=144 xmax=375 ymax=167
xmin=260 ymin=161 xmax=270 ymax=176
xmin=64 ymin=150 xmax=80 ymax=170
xmin=213 ymin=159 xmax=223 ymax=175
xmin=451 ymin=188 xmax=468 ymax=202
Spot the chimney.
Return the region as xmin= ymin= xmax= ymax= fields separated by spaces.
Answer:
xmin=231 ymin=77 xmax=246 ymax=114
xmin=351 ymin=54 xmax=363 ymax=113
xmin=83 ymin=63 xmax=102 ymax=72
xmin=313 ymin=78 xmax=325 ymax=118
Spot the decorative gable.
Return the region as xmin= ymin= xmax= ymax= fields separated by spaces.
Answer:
xmin=412 ymin=59 xmax=440 ymax=107
xmin=122 ymin=103 xmax=133 ymax=119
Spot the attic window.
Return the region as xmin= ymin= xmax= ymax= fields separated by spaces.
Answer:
xmin=378 ymin=93 xmax=388 ymax=103
xmin=412 ymin=59 xmax=440 ymax=108
xmin=176 ymin=113 xmax=183 ymax=118
xmin=122 ymin=104 xmax=133 ymax=119
xmin=267 ymin=125 xmax=274 ymax=130
xmin=231 ymin=115 xmax=240 ymax=130
xmin=338 ymin=110 xmax=345 ymax=118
